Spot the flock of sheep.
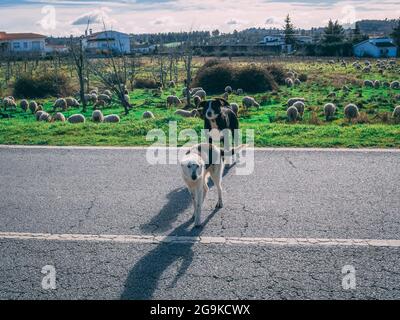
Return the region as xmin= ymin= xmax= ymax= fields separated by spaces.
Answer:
xmin=1 ymin=58 xmax=400 ymax=125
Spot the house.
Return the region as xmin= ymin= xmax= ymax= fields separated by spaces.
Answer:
xmin=259 ymin=34 xmax=313 ymax=54
xmin=83 ymin=30 xmax=131 ymax=54
xmin=131 ymin=44 xmax=156 ymax=54
xmin=353 ymin=37 xmax=398 ymax=58
xmin=260 ymin=35 xmax=285 ymax=46
xmin=45 ymin=44 xmax=69 ymax=54
xmin=0 ymin=32 xmax=46 ymax=55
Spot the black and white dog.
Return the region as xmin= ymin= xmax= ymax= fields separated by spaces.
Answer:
xmin=199 ymin=98 xmax=239 ymax=160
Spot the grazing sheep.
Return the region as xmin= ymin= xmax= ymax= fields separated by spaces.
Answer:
xmin=68 ymin=114 xmax=86 ymax=124
xmin=285 ymin=78 xmax=294 ymax=88
xmin=229 ymin=103 xmax=239 ymax=115
xmin=29 ymin=101 xmax=38 ymax=113
xmin=39 ymin=112 xmax=51 ymax=122
xmin=94 ymin=100 xmax=106 ymax=110
xmin=373 ymin=80 xmax=381 ymax=89
xmin=242 ymin=96 xmax=260 ymax=109
xmin=287 ymin=97 xmax=305 ymax=107
xmin=190 ymin=87 xmax=203 ymax=95
xmin=65 ymin=97 xmax=79 ymax=108
xmin=90 ymin=88 xmax=98 ymax=95
xmin=174 ymin=109 xmax=199 ymax=118
xmin=363 ymin=80 xmax=374 ymax=88
xmin=294 ymin=78 xmax=301 ymax=86
xmin=84 ymin=94 xmax=95 ymax=104
xmin=35 ymin=110 xmax=45 ymax=121
xmin=142 ymin=111 xmax=154 ymax=119
xmin=390 ymin=81 xmax=400 ymax=89
xmin=224 ymin=86 xmax=233 ymax=94
xmin=166 ymin=95 xmax=181 ymax=108
xmin=236 ymin=88 xmax=243 ymax=95
xmin=53 ymin=98 xmax=68 ymax=111
xmin=287 ymin=106 xmax=299 ymax=122
xmin=92 ymin=110 xmax=104 ymax=123
xmin=193 ymin=89 xmax=206 ymax=100
xmin=104 ymin=114 xmax=121 ymax=123
xmin=395 ymin=94 xmax=400 ymax=101
xmin=98 ymin=94 xmax=111 ymax=104
xmin=20 ymin=99 xmax=29 ymax=112
xmin=53 ymin=112 xmax=66 ymax=122
xmin=383 ymin=81 xmax=390 ymax=88
xmin=2 ymin=97 xmax=17 ymax=110
xmin=193 ymin=95 xmax=201 ymax=107
xmin=103 ymin=90 xmax=112 ymax=97
xmin=222 ymin=92 xmax=229 ymax=101
xmin=393 ymin=106 xmax=400 ymax=120
xmin=286 ymin=71 xmax=295 ymax=79
xmin=292 ymin=101 xmax=305 ymax=116
xmin=37 ymin=104 xmax=43 ymax=111
xmin=344 ymin=104 xmax=359 ymax=120
xmin=323 ymin=103 xmax=336 ymax=121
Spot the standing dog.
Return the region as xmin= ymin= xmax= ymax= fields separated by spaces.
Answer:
xmin=180 ymin=143 xmax=246 ymax=227
xmin=199 ymin=98 xmax=239 ymax=159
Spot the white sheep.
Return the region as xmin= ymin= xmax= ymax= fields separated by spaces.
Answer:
xmin=285 ymin=78 xmax=294 ymax=87
xmin=292 ymin=101 xmax=305 ymax=116
xmin=20 ymin=99 xmax=29 ymax=112
xmin=287 ymin=106 xmax=299 ymax=122
xmin=166 ymin=95 xmax=181 ymax=108
xmin=190 ymin=87 xmax=203 ymax=96
xmin=68 ymin=114 xmax=86 ymax=124
xmin=287 ymin=97 xmax=305 ymax=107
xmin=174 ymin=109 xmax=199 ymax=117
xmin=373 ymin=80 xmax=380 ymax=89
xmin=323 ymin=103 xmax=336 ymax=121
xmin=193 ymin=95 xmax=201 ymax=107
xmin=193 ymin=90 xmax=206 ymax=100
xmin=35 ymin=110 xmax=45 ymax=121
xmin=222 ymin=92 xmax=229 ymax=101
xmin=390 ymin=81 xmax=400 ymax=90
xmin=294 ymin=78 xmax=301 ymax=86
xmin=142 ymin=111 xmax=154 ymax=119
xmin=65 ymin=97 xmax=80 ymax=108
xmin=39 ymin=112 xmax=51 ymax=122
xmin=224 ymin=86 xmax=233 ymax=94
xmin=53 ymin=98 xmax=68 ymax=111
xmin=92 ymin=110 xmax=104 ymax=123
xmin=242 ymin=96 xmax=260 ymax=109
xmin=103 ymin=114 xmax=121 ymax=123
xmin=236 ymin=88 xmax=244 ymax=95
xmin=363 ymin=80 xmax=374 ymax=88
xmin=98 ymin=94 xmax=111 ymax=104
xmin=344 ymin=104 xmax=359 ymax=120
xmin=53 ymin=112 xmax=66 ymax=122
xmin=393 ymin=106 xmax=400 ymax=120
xmin=29 ymin=101 xmax=38 ymax=113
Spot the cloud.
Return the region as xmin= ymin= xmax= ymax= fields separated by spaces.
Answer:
xmin=71 ymin=7 xmax=115 ymax=26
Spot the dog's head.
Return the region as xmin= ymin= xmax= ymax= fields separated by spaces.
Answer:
xmin=181 ymin=154 xmax=203 ymax=181
xmin=199 ymin=98 xmax=230 ymax=120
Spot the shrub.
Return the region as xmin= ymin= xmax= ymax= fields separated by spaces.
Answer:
xmin=298 ymin=73 xmax=308 ymax=82
xmin=134 ymin=78 xmax=158 ymax=89
xmin=193 ymin=63 xmax=235 ymax=94
xmin=265 ymin=64 xmax=286 ymax=85
xmin=13 ymin=73 xmax=73 ymax=99
xmin=234 ymin=65 xmax=278 ymax=93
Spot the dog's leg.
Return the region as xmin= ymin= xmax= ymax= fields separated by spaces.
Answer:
xmin=193 ymin=181 xmax=204 ymax=227
xmin=211 ymin=165 xmax=224 ymax=209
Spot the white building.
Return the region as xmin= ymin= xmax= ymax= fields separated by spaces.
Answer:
xmin=353 ymin=38 xmax=398 ymax=58
xmin=83 ymin=30 xmax=131 ymax=54
xmin=0 ymin=32 xmax=46 ymax=54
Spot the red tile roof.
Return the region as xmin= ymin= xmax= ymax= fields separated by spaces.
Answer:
xmin=0 ymin=32 xmax=46 ymax=41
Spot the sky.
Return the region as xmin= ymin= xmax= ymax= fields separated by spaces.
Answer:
xmin=0 ymin=0 xmax=399 ymax=36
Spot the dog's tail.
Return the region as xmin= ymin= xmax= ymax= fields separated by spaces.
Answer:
xmin=220 ymin=144 xmax=248 ymax=160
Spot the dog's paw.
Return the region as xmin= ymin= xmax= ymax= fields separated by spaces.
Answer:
xmin=215 ymin=201 xmax=223 ymax=209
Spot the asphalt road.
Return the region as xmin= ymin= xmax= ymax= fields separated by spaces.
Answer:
xmin=0 ymin=146 xmax=399 ymax=299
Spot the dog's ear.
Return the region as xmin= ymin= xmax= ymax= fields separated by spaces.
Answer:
xmin=215 ymin=97 xmax=230 ymax=107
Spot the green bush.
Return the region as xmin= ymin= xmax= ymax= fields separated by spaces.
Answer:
xmin=235 ymin=65 xmax=278 ymax=93
xmin=193 ymin=63 xmax=235 ymax=94
xmin=13 ymin=73 xmax=74 ymax=99
xmin=193 ymin=61 xmax=279 ymax=94
xmin=265 ymin=64 xmax=286 ymax=85
xmin=134 ymin=78 xmax=158 ymax=89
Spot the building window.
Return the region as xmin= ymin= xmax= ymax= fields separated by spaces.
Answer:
xmin=13 ymin=42 xmax=20 ymax=49
xmin=32 ymin=41 xmax=41 ymax=50
xmin=23 ymin=42 xmax=28 ymax=49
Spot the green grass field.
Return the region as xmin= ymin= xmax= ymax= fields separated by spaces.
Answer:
xmin=1 ymin=58 xmax=399 ymax=148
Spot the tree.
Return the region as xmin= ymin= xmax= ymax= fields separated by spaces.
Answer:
xmin=284 ymin=14 xmax=296 ymax=46
xmin=390 ymin=18 xmax=400 ymax=54
xmin=68 ymin=35 xmax=87 ymax=112
xmin=352 ymin=22 xmax=366 ymax=44
xmin=322 ymin=19 xmax=345 ymax=44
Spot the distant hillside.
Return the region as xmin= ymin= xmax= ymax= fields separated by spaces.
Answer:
xmin=357 ymin=19 xmax=399 ymax=36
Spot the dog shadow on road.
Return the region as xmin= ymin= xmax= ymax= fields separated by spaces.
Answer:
xmin=140 ymin=187 xmax=192 ymax=233
xmin=120 ymin=207 xmax=220 ymax=300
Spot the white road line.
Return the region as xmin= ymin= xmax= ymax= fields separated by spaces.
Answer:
xmin=0 ymin=232 xmax=400 ymax=247
xmin=0 ymin=145 xmax=399 ymax=153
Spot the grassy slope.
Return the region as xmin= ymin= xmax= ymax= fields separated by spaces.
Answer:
xmin=0 ymin=60 xmax=399 ymax=148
